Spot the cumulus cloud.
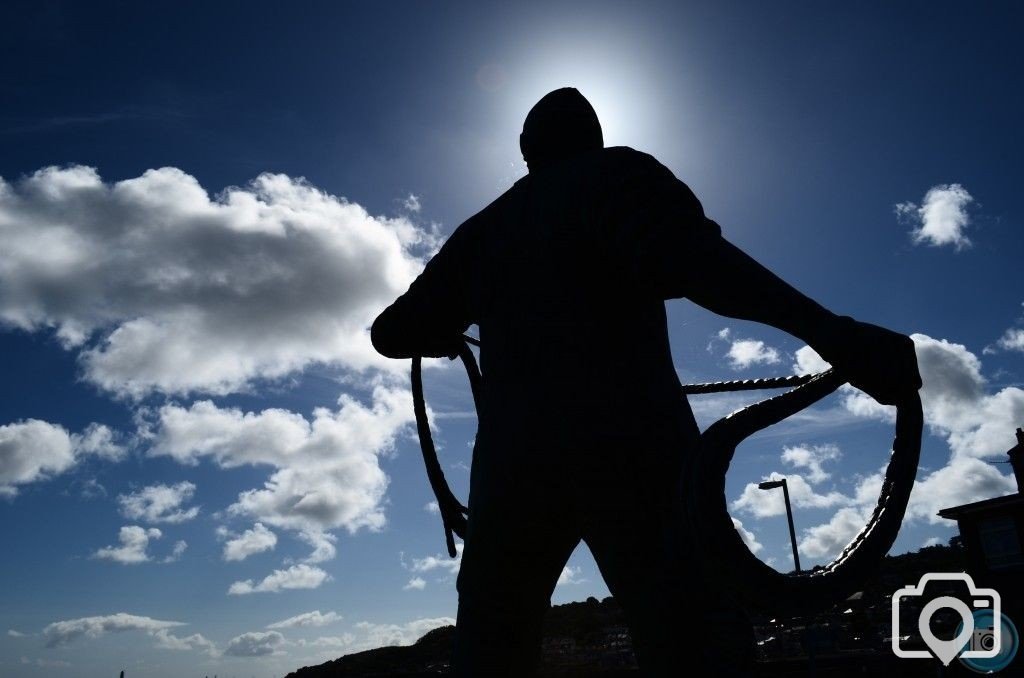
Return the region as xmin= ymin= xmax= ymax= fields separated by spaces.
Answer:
xmin=297 ymin=530 xmax=338 ymax=564
xmin=731 ymin=517 xmax=764 ymax=555
xmin=0 ymin=420 xmax=122 ymax=498
xmin=267 ymin=610 xmax=341 ymax=630
xmin=147 ymin=385 xmax=412 ymax=540
xmin=799 ymin=506 xmax=872 ymax=559
xmin=842 ymin=334 xmax=1023 ymax=460
xmin=153 ymin=628 xmax=217 ymax=656
xmin=72 ymin=424 xmax=125 ymax=461
xmin=225 ymin=630 xmax=286 ymax=657
xmin=352 ymin=618 xmax=454 ymax=651
xmin=403 ymin=577 xmax=427 ymax=591
xmin=408 ymin=542 xmax=463 ymax=576
xmin=297 ymin=633 xmax=357 ymax=649
xmin=164 ymin=540 xmax=188 ymax=563
xmin=0 ymin=165 xmax=432 ymax=398
xmin=732 ymin=472 xmax=850 ymax=518
xmin=43 ymin=613 xmax=183 ymax=648
xmin=403 ymin=193 xmax=421 ymax=213
xmin=781 ymin=444 xmax=841 ymax=484
xmin=118 ymin=481 xmax=199 ymax=524
xmin=792 ymin=345 xmax=832 ymax=376
xmin=76 ymin=477 xmax=108 ymax=499
xmin=713 ymin=328 xmax=782 ymax=370
xmin=93 ymin=526 xmax=163 ymax=564
xmin=220 ymin=522 xmax=277 ymax=562
xmin=297 ymin=617 xmax=453 ymax=656
xmin=991 ymin=327 xmax=1024 ymax=354
xmin=227 ymin=564 xmax=329 ymax=595
xmin=727 ymin=339 xmax=781 ymax=370
xmin=896 ymin=183 xmax=974 ymax=250
xmin=787 ymin=333 xmax=1021 ymax=560
xmin=556 ymin=566 xmax=584 ymax=586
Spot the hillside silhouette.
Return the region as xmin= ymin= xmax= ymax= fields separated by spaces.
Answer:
xmin=286 ymin=541 xmax=967 ymax=678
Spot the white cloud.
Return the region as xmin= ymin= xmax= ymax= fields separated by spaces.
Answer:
xmin=72 ymin=424 xmax=125 ymax=461
xmin=93 ymin=526 xmax=162 ymax=564
xmin=709 ymin=328 xmax=782 ymax=370
xmin=153 ymin=628 xmax=218 ymax=656
xmin=298 ymin=530 xmax=337 ymax=564
xmin=799 ymin=506 xmax=872 ymax=559
xmin=994 ymin=327 xmax=1024 ymax=353
xmin=727 ymin=339 xmax=781 ymax=370
xmin=732 ymin=472 xmax=850 ymax=518
xmin=0 ymin=420 xmax=122 ymax=498
xmin=409 ymin=542 xmax=463 ymax=576
xmin=148 ymin=385 xmax=412 ymax=540
xmin=843 ymin=334 xmax=1024 ymax=460
xmin=922 ymin=536 xmax=942 ymax=548
xmin=43 ymin=613 xmax=183 ymax=647
xmin=907 ymin=457 xmax=1014 ymax=524
xmin=225 ymin=630 xmax=286 ymax=657
xmin=403 ymin=577 xmax=427 ymax=591
xmin=781 ymin=444 xmax=841 ymax=484
xmin=352 ymin=618 xmax=454 ymax=651
xmin=731 ymin=517 xmax=764 ymax=555
xmin=164 ymin=540 xmax=188 ymax=563
xmin=403 ymin=193 xmax=421 ymax=213
xmin=424 ymin=500 xmax=440 ymax=514
xmin=297 ymin=633 xmax=356 ymax=649
xmin=789 ymin=333 xmax=1021 ymax=561
xmin=297 ymin=617 xmax=454 ymax=656
xmin=556 ymin=566 xmax=584 ymax=586
xmin=8 ymin=629 xmax=27 ymax=637
xmin=77 ymin=477 xmax=108 ymax=499
xmin=118 ymin=481 xmax=199 ymax=524
xmin=267 ymin=610 xmax=342 ymax=629
xmin=896 ymin=183 xmax=974 ymax=250
xmin=228 ymin=564 xmax=329 ymax=595
xmin=792 ymin=345 xmax=832 ymax=376
xmin=0 ymin=165 xmax=432 ymax=398
xmin=221 ymin=522 xmax=277 ymax=562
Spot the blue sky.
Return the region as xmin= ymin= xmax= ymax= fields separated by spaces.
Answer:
xmin=1 ymin=2 xmax=1023 ymax=676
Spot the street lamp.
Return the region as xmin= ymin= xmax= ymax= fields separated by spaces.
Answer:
xmin=758 ymin=478 xmax=801 ymax=573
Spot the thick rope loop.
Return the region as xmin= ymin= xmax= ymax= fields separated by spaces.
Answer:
xmin=412 ymin=336 xmax=922 ymax=614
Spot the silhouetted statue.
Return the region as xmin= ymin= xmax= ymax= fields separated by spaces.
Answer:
xmin=372 ymin=87 xmax=921 ymax=677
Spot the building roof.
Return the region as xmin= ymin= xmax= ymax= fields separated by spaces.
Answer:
xmin=938 ymin=491 xmax=1024 ymax=520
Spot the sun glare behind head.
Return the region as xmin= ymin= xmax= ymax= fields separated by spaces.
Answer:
xmin=499 ymin=29 xmax=667 ymax=154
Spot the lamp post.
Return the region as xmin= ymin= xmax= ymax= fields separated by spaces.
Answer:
xmin=758 ymin=478 xmax=801 ymax=573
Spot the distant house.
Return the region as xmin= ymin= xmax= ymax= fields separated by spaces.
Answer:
xmin=938 ymin=428 xmax=1024 ymax=620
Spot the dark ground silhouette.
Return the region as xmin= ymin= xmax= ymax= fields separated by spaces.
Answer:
xmin=286 ymin=544 xmax=974 ymax=678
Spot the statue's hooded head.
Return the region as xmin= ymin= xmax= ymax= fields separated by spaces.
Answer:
xmin=520 ymin=88 xmax=604 ymax=172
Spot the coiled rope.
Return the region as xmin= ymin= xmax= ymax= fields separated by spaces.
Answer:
xmin=412 ymin=334 xmax=921 ymax=615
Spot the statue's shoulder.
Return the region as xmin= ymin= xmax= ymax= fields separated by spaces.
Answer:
xmin=597 ymin=146 xmax=674 ymax=181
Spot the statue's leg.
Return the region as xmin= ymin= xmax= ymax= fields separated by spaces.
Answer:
xmin=451 ymin=444 xmax=580 ymax=678
xmin=582 ymin=440 xmax=756 ymax=677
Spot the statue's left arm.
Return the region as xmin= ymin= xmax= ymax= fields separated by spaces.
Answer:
xmin=371 ymin=223 xmax=476 ymax=360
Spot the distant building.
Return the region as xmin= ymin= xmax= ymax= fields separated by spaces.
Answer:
xmin=938 ymin=427 xmax=1024 ymax=620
